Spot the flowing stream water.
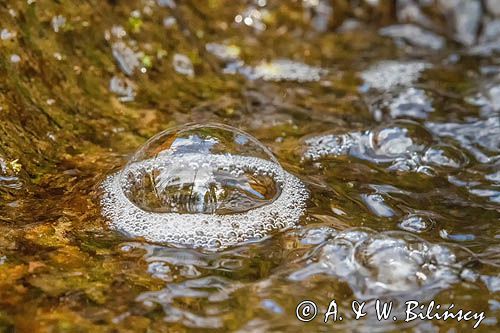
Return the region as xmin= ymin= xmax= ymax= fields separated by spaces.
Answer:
xmin=0 ymin=0 xmax=498 ymax=332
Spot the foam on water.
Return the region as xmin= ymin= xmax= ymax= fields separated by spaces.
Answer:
xmin=101 ymin=124 xmax=308 ymax=248
xmin=361 ymin=61 xmax=430 ymax=91
xmin=303 ymin=120 xmax=470 ymax=175
xmin=224 ymin=59 xmax=326 ymax=82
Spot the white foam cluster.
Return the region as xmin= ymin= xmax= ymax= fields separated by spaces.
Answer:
xmin=303 ymin=122 xmax=469 ymax=175
xmin=224 ymin=59 xmax=326 ymax=83
xmin=303 ymin=132 xmax=360 ymax=160
xmin=248 ymin=59 xmax=325 ymax=82
xmin=361 ymin=61 xmax=430 ymax=91
xmin=304 ymin=131 xmax=430 ymax=172
xmin=101 ymin=153 xmax=308 ymax=248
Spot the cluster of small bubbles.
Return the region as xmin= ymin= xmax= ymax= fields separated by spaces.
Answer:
xmin=290 ymin=228 xmax=477 ymax=299
xmin=302 ymin=119 xmax=480 ymax=177
xmin=172 ymin=53 xmax=194 ymax=77
xmin=101 ymin=124 xmax=308 ymax=248
xmin=303 ymin=120 xmax=461 ymax=174
xmin=303 ymin=133 xmax=357 ymax=160
xmin=360 ymin=61 xmax=431 ymax=91
xmin=223 ymin=58 xmax=326 ymax=83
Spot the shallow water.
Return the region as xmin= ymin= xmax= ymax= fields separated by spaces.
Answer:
xmin=0 ymin=0 xmax=499 ymax=332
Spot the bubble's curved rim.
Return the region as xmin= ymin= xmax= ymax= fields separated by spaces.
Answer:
xmin=129 ymin=122 xmax=282 ymax=167
xmin=101 ymin=154 xmax=308 ymax=249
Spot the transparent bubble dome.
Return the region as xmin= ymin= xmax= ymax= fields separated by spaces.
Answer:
xmin=101 ymin=123 xmax=308 ymax=248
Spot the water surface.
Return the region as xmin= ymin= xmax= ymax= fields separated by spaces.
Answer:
xmin=0 ymin=0 xmax=498 ymax=332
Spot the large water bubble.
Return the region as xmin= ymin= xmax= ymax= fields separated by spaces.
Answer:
xmin=101 ymin=123 xmax=308 ymax=248
xmin=122 ymin=124 xmax=282 ymax=215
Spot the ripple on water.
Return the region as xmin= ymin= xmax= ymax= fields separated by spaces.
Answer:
xmin=137 ymin=276 xmax=240 ymax=328
xmin=398 ymin=214 xmax=435 ymax=233
xmin=370 ymin=87 xmax=435 ymax=121
xmin=426 ymin=117 xmax=500 ymax=164
xmin=361 ymin=60 xmax=436 ymax=121
xmin=101 ymin=124 xmax=308 ymax=248
xmin=289 ymin=229 xmax=477 ymax=299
